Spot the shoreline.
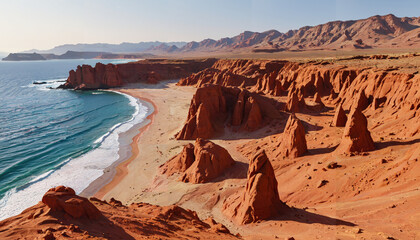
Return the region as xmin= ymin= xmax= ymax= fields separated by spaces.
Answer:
xmin=80 ymin=95 xmax=156 ymax=198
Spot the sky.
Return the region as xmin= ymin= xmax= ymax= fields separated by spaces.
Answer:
xmin=0 ymin=0 xmax=419 ymax=52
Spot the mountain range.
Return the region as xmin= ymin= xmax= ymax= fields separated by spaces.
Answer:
xmin=22 ymin=41 xmax=187 ymax=55
xmin=147 ymin=14 xmax=420 ymax=54
xmin=11 ymin=14 xmax=420 ymax=58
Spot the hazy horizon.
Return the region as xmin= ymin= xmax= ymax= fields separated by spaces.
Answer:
xmin=1 ymin=0 xmax=419 ymax=52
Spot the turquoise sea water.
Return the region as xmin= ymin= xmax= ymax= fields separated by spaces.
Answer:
xmin=0 ymin=59 xmax=147 ymax=220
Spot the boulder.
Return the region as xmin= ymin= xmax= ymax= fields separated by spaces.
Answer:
xmin=42 ymin=186 xmax=101 ymax=219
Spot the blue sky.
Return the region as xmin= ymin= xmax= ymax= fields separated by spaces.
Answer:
xmin=0 ymin=0 xmax=419 ymax=52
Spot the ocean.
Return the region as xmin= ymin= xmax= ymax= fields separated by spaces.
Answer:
xmin=0 ymin=59 xmax=148 ymax=220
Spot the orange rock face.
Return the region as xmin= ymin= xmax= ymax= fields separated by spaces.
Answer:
xmin=275 ymin=114 xmax=308 ymax=158
xmin=176 ymin=85 xmax=266 ymax=140
xmin=176 ymin=85 xmax=226 ymax=140
xmin=161 ymin=138 xmax=235 ymax=183
xmin=241 ymin=96 xmax=263 ymax=131
xmin=60 ymin=58 xmax=217 ymax=90
xmin=62 ymin=63 xmax=123 ymax=90
xmin=353 ymin=90 xmax=369 ymax=110
xmin=179 ymin=59 xmax=420 ymax=138
xmin=285 ymin=91 xmax=305 ymax=113
xmin=223 ymin=150 xmax=287 ymax=224
xmin=337 ymin=106 xmax=375 ymax=153
xmin=332 ymin=102 xmax=348 ymax=127
xmin=160 ymin=143 xmax=195 ymax=176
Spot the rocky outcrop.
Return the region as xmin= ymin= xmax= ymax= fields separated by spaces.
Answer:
xmin=59 ymin=58 xmax=217 ymax=89
xmin=160 ymin=143 xmax=195 ymax=176
xmin=0 ymin=187 xmax=236 ymax=240
xmin=223 ymin=150 xmax=287 ymax=224
xmin=274 ymin=114 xmax=307 ymax=158
xmin=285 ymin=91 xmax=306 ymax=113
xmin=337 ymin=106 xmax=375 ymax=153
xmin=241 ymin=96 xmax=263 ymax=131
xmin=332 ymin=102 xmax=348 ymax=127
xmin=176 ymin=85 xmax=268 ymax=140
xmin=353 ymin=90 xmax=369 ymax=110
xmin=175 ymin=85 xmax=226 ymax=140
xmin=42 ymin=186 xmax=102 ymax=219
xmin=161 ymin=138 xmax=235 ymax=183
xmin=62 ymin=63 xmax=123 ymax=90
xmin=178 ymin=59 xmax=420 ymax=137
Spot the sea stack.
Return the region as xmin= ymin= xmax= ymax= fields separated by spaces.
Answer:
xmin=161 ymin=138 xmax=235 ymax=183
xmin=337 ymin=106 xmax=375 ymax=153
xmin=275 ymin=114 xmax=308 ymax=158
xmin=223 ymin=150 xmax=287 ymax=224
xmin=332 ymin=102 xmax=348 ymax=127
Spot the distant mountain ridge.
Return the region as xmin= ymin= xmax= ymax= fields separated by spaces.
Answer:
xmin=2 ymin=51 xmax=153 ymax=61
xmin=148 ymin=14 xmax=420 ymax=54
xmin=22 ymin=41 xmax=187 ymax=55
xmin=12 ymin=14 xmax=420 ymax=58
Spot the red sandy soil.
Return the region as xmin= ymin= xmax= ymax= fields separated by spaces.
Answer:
xmin=0 ymin=186 xmax=237 ymax=240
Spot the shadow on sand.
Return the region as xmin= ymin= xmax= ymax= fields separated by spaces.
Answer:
xmin=273 ymin=207 xmax=356 ymax=227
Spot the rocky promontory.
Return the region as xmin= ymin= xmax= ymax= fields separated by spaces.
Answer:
xmin=59 ymin=58 xmax=217 ymax=90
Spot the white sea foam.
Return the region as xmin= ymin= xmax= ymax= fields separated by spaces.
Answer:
xmin=0 ymin=91 xmax=149 ymax=220
xmin=22 ymin=78 xmax=67 ymax=91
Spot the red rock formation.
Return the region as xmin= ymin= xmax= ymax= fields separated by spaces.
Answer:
xmin=161 ymin=138 xmax=235 ymax=183
xmin=231 ymin=90 xmax=246 ymax=126
xmin=285 ymin=91 xmax=305 ymax=113
xmin=241 ymin=96 xmax=263 ymax=131
xmin=353 ymin=90 xmax=369 ymax=110
xmin=337 ymin=106 xmax=375 ymax=153
xmin=62 ymin=63 xmax=123 ymax=90
xmin=160 ymin=143 xmax=195 ymax=176
xmin=0 ymin=187 xmax=236 ymax=240
xmin=275 ymin=114 xmax=307 ymax=158
xmin=176 ymin=85 xmax=268 ymax=139
xmin=176 ymin=85 xmax=226 ymax=140
xmin=223 ymin=150 xmax=287 ymax=224
xmin=179 ymin=59 xmax=420 ymax=137
xmin=332 ymin=102 xmax=348 ymax=127
xmin=60 ymin=58 xmax=217 ymax=90
xmin=42 ymin=186 xmax=101 ymax=219
xmin=313 ymin=92 xmax=320 ymax=103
